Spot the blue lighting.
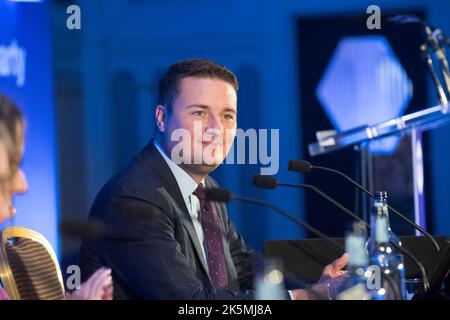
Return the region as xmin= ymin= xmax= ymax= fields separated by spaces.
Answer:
xmin=0 ymin=0 xmax=59 ymax=256
xmin=316 ymin=35 xmax=413 ymax=154
xmin=7 ymin=0 xmax=43 ymax=2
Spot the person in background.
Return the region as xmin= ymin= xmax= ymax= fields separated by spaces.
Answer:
xmin=0 ymin=123 xmax=12 ymax=300
xmin=0 ymin=122 xmax=12 ymax=222
xmin=0 ymin=92 xmax=113 ymax=300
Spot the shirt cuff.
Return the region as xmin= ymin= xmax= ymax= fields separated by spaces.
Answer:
xmin=288 ymin=290 xmax=294 ymax=300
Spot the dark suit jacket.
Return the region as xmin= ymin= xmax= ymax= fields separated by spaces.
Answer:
xmin=79 ymin=140 xmax=269 ymax=299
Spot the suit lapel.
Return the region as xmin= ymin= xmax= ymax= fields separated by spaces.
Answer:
xmin=142 ymin=140 xmax=210 ymax=277
xmin=180 ymin=211 xmax=210 ymax=276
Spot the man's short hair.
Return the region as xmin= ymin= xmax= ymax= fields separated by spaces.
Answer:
xmin=158 ymin=58 xmax=239 ymax=112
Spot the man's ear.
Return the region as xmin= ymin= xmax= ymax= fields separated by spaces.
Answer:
xmin=155 ymin=105 xmax=167 ymax=133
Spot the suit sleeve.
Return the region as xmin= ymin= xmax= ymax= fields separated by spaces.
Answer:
xmin=82 ymin=195 xmax=255 ymax=300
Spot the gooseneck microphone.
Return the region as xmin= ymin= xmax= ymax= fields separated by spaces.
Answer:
xmin=388 ymin=15 xmax=450 ymax=97
xmin=253 ymin=175 xmax=368 ymax=227
xmin=59 ymin=204 xmax=161 ymax=239
xmin=59 ymin=218 xmax=106 ymax=240
xmin=288 ymin=160 xmax=441 ymax=253
xmin=253 ymin=174 xmax=430 ymax=293
xmin=205 ymin=187 xmax=344 ymax=252
xmin=420 ymin=42 xmax=449 ymax=106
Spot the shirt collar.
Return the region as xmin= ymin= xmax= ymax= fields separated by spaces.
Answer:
xmin=154 ymin=139 xmax=203 ymax=200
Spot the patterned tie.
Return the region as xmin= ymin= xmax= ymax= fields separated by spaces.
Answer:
xmin=193 ymin=183 xmax=229 ymax=289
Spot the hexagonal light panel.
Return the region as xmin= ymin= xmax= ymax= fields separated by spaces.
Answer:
xmin=316 ymin=35 xmax=413 ymax=154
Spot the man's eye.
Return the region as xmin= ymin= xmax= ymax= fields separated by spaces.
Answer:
xmin=224 ymin=114 xmax=234 ymax=121
xmin=192 ymin=111 xmax=204 ymax=116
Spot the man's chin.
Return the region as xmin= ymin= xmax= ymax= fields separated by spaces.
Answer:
xmin=181 ymin=162 xmax=221 ymax=176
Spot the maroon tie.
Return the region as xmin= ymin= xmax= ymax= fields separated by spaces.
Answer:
xmin=193 ymin=183 xmax=229 ymax=289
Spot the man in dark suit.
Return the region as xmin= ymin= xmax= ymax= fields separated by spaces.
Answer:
xmin=79 ymin=58 xmax=348 ymax=299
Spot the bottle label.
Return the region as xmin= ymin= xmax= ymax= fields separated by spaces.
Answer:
xmin=347 ymin=235 xmax=368 ymax=266
xmin=376 ymin=216 xmax=389 ymax=243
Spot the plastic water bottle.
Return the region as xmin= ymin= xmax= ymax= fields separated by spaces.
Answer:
xmin=254 ymin=259 xmax=287 ymax=300
xmin=337 ymin=221 xmax=372 ymax=300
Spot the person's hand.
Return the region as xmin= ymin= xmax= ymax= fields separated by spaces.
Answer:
xmin=318 ymin=252 xmax=349 ymax=283
xmin=291 ymin=253 xmax=349 ymax=300
xmin=66 ymin=267 xmax=113 ymax=300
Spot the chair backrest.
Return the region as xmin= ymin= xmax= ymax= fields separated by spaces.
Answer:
xmin=0 ymin=226 xmax=65 ymax=300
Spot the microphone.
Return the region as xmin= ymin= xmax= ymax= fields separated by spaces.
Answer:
xmin=59 ymin=203 xmax=161 ymax=239
xmin=253 ymin=175 xmax=367 ymax=226
xmin=388 ymin=15 xmax=450 ymax=99
xmin=424 ymin=25 xmax=450 ymax=98
xmin=288 ymin=160 xmax=441 ymax=253
xmin=420 ymin=42 xmax=449 ymax=106
xmin=59 ymin=218 xmax=106 ymax=239
xmin=254 ymin=174 xmax=431 ymax=293
xmin=205 ymin=187 xmax=344 ymax=252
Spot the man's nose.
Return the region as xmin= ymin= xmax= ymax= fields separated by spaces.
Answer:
xmin=205 ymin=114 xmax=222 ymax=131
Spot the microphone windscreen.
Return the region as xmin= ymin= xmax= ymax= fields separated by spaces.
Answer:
xmin=252 ymin=175 xmax=278 ymax=189
xmin=122 ymin=199 xmax=162 ymax=222
xmin=59 ymin=218 xmax=105 ymax=240
xmin=205 ymin=188 xmax=232 ymax=203
xmin=288 ymin=160 xmax=312 ymax=173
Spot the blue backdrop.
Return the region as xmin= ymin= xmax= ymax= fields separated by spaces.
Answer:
xmin=0 ymin=0 xmax=59 ymax=255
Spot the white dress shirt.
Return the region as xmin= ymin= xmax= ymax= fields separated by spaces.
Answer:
xmin=154 ymin=140 xmax=209 ymax=270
